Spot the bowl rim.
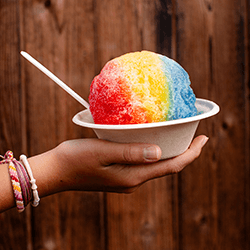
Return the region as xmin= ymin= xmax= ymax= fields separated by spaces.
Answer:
xmin=72 ymin=98 xmax=220 ymax=130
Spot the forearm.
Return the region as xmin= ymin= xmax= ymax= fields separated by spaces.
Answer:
xmin=0 ymin=163 xmax=15 ymax=212
xmin=0 ymin=147 xmax=64 ymax=213
xmin=27 ymin=147 xmax=67 ymax=199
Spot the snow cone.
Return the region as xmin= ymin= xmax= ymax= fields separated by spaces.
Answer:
xmin=89 ymin=51 xmax=197 ymax=125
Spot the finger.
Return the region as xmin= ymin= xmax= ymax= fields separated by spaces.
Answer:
xmin=94 ymin=140 xmax=162 ymax=165
xmin=138 ymin=135 xmax=209 ymax=181
xmin=167 ymin=135 xmax=209 ymax=172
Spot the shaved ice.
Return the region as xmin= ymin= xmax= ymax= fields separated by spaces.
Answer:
xmin=89 ymin=51 xmax=197 ymax=125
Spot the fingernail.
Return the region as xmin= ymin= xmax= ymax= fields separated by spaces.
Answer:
xmin=144 ymin=146 xmax=161 ymax=161
xmin=201 ymin=136 xmax=209 ymax=147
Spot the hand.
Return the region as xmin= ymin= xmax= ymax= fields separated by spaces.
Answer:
xmin=54 ymin=135 xmax=208 ymax=193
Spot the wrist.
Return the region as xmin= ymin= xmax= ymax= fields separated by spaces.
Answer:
xmin=53 ymin=141 xmax=85 ymax=191
xmin=28 ymin=146 xmax=69 ymax=199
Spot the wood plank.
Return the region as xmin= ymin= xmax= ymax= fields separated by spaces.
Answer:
xmin=176 ymin=0 xmax=249 ymax=249
xmin=0 ymin=1 xmax=31 ymax=249
xmin=95 ymin=1 xmax=179 ymax=249
xmin=245 ymin=1 xmax=250 ymax=249
xmin=94 ymin=0 xmax=158 ymax=65
xmin=107 ymin=179 xmax=178 ymax=250
xmin=20 ymin=0 xmax=103 ymax=249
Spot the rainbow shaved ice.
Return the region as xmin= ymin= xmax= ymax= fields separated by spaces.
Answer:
xmin=89 ymin=51 xmax=197 ymax=125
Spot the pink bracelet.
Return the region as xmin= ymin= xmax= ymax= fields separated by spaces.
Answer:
xmin=14 ymin=160 xmax=32 ymax=206
xmin=0 ymin=151 xmax=25 ymax=212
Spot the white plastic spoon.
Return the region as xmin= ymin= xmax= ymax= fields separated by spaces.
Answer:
xmin=20 ymin=51 xmax=90 ymax=109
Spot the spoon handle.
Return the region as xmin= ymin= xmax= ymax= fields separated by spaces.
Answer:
xmin=21 ymin=51 xmax=90 ymax=109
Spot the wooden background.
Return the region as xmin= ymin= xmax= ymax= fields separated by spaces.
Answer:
xmin=0 ymin=0 xmax=249 ymax=249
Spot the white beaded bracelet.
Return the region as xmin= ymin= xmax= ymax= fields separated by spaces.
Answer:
xmin=20 ymin=154 xmax=40 ymax=207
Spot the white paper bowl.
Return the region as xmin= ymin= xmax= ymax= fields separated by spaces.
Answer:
xmin=72 ymin=98 xmax=219 ymax=159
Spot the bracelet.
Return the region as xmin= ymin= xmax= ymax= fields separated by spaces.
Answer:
xmin=14 ymin=160 xmax=32 ymax=206
xmin=0 ymin=151 xmax=25 ymax=212
xmin=20 ymin=155 xmax=40 ymax=207
xmin=0 ymin=151 xmax=40 ymax=211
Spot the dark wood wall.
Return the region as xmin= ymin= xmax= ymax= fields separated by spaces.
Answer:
xmin=0 ymin=0 xmax=249 ymax=249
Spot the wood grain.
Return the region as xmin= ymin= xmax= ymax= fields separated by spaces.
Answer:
xmin=19 ymin=0 xmax=103 ymax=249
xmin=176 ymin=0 xmax=249 ymax=249
xmin=0 ymin=0 xmax=249 ymax=249
xmin=0 ymin=1 xmax=31 ymax=249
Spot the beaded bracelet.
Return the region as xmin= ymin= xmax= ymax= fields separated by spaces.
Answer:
xmin=0 ymin=151 xmax=25 ymax=212
xmin=20 ymin=155 xmax=40 ymax=207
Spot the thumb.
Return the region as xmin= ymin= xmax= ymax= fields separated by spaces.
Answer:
xmin=96 ymin=140 xmax=162 ymax=165
xmin=136 ymin=135 xmax=209 ymax=181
